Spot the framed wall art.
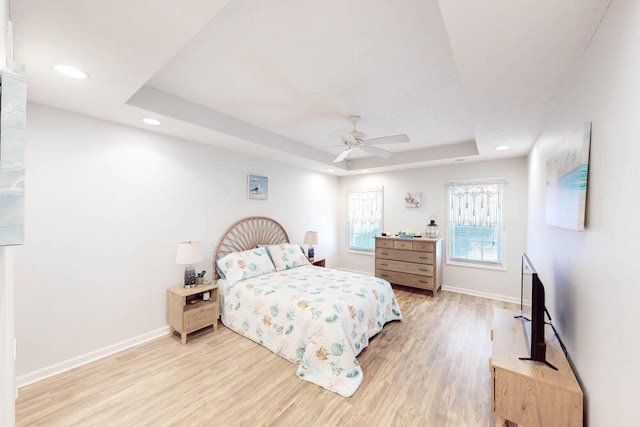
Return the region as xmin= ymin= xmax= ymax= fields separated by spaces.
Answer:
xmin=0 ymin=70 xmax=27 ymax=245
xmin=545 ymin=122 xmax=591 ymax=231
xmin=404 ymin=191 xmax=421 ymax=208
xmin=248 ymin=174 xmax=268 ymax=200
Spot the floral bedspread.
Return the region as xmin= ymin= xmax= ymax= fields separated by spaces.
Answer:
xmin=218 ymin=265 xmax=402 ymax=397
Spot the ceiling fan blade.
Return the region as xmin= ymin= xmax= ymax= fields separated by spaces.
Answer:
xmin=304 ymin=144 xmax=347 ymax=152
xmin=365 ymin=134 xmax=410 ymax=145
xmin=361 ymin=145 xmax=393 ymax=159
xmin=334 ymin=147 xmax=353 ymax=163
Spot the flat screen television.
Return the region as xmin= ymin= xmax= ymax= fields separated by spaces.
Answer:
xmin=517 ymin=254 xmax=558 ymax=370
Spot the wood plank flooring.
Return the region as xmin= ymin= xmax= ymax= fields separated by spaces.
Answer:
xmin=16 ymin=288 xmax=516 ymax=426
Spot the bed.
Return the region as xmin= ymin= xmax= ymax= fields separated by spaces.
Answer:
xmin=213 ymin=217 xmax=403 ymax=397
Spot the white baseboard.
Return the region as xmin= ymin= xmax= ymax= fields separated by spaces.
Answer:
xmin=16 ymin=326 xmax=169 ymax=389
xmin=442 ymin=285 xmax=523 ymax=305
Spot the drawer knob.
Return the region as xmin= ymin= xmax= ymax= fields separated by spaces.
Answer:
xmin=381 ymin=252 xmax=389 ymax=255
xmin=419 ymin=268 xmax=429 ymax=271
xmin=381 ymin=263 xmax=389 ymax=266
xmin=419 ymin=280 xmax=428 ymax=283
xmin=419 ymin=256 xmax=428 ymax=259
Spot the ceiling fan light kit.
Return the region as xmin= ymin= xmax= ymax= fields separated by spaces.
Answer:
xmin=333 ymin=115 xmax=410 ymax=163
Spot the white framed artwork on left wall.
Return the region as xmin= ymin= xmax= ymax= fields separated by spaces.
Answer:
xmin=248 ymin=174 xmax=268 ymax=200
xmin=0 ymin=70 xmax=27 ymax=245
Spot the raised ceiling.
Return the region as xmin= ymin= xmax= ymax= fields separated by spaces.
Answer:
xmin=11 ymin=0 xmax=611 ymax=174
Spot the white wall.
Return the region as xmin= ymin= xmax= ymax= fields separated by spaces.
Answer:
xmin=0 ymin=249 xmax=15 ymax=426
xmin=527 ymin=1 xmax=639 ymax=424
xmin=0 ymin=0 xmax=16 ymax=424
xmin=338 ymin=157 xmax=528 ymax=300
xmin=14 ymin=103 xmax=339 ymax=383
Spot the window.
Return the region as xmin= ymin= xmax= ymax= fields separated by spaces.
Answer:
xmin=446 ymin=179 xmax=506 ymax=268
xmin=348 ymin=187 xmax=383 ymax=252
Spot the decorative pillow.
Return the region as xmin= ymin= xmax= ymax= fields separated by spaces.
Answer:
xmin=216 ymin=247 xmax=276 ymax=283
xmin=267 ymin=244 xmax=310 ymax=271
xmin=215 ymin=262 xmax=227 ymax=280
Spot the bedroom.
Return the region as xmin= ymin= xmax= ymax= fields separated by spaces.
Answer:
xmin=0 ymin=0 xmax=638 ymax=426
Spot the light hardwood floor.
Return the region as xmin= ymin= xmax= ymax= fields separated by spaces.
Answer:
xmin=16 ymin=288 xmax=515 ymax=426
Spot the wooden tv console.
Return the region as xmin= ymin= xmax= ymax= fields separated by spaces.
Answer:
xmin=490 ymin=309 xmax=583 ymax=427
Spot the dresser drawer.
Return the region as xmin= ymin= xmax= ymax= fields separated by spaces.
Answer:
xmin=376 ymin=248 xmax=433 ymax=264
xmin=376 ymin=239 xmax=394 ymax=249
xmin=376 ymin=259 xmax=433 ymax=276
xmin=376 ymin=269 xmax=434 ymax=290
xmin=413 ymin=241 xmax=434 ymax=252
xmin=184 ymin=303 xmax=217 ymax=333
xmin=393 ymin=240 xmax=413 ymax=250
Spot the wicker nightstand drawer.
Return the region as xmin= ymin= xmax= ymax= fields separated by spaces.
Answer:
xmin=184 ymin=303 xmax=217 ymax=332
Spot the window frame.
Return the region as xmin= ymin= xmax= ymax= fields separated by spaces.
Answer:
xmin=445 ymin=178 xmax=507 ymax=271
xmin=347 ymin=187 xmax=384 ymax=253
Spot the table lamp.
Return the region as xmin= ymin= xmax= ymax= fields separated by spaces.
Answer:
xmin=176 ymin=241 xmax=203 ymax=288
xmin=304 ymin=231 xmax=318 ymax=260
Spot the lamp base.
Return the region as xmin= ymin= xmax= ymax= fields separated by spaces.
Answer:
xmin=184 ymin=265 xmax=197 ymax=288
xmin=307 ymin=246 xmax=315 ymax=260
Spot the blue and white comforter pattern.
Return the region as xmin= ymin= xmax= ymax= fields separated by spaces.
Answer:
xmin=218 ymin=265 xmax=402 ymax=397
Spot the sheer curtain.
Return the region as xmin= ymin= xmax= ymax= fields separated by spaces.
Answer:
xmin=448 ymin=179 xmax=506 ymax=227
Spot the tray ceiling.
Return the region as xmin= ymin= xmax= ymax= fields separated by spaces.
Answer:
xmin=12 ymin=0 xmax=611 ymax=174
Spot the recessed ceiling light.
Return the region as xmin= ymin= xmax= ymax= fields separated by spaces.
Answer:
xmin=495 ymin=145 xmax=510 ymax=151
xmin=142 ymin=118 xmax=161 ymax=126
xmin=327 ymin=169 xmax=335 ymax=172
xmin=52 ymin=63 xmax=89 ymax=79
xmin=362 ymin=170 xmax=370 ymax=173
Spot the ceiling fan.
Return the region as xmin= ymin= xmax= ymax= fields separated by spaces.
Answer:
xmin=333 ymin=116 xmax=410 ymax=163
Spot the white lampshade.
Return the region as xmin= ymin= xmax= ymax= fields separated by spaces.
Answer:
xmin=175 ymin=241 xmax=203 ymax=265
xmin=304 ymin=231 xmax=318 ymax=245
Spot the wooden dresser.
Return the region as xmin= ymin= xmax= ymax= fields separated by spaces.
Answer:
xmin=374 ymin=236 xmax=443 ymax=295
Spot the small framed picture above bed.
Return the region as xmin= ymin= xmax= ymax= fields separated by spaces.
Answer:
xmin=248 ymin=174 xmax=268 ymax=200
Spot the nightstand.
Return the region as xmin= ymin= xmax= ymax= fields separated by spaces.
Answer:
xmin=167 ymin=283 xmax=219 ymax=344
xmin=311 ymin=258 xmax=326 ymax=267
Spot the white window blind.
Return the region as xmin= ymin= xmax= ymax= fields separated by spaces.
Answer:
xmin=348 ymin=187 xmax=383 ymax=252
xmin=447 ymin=179 xmax=506 ymax=266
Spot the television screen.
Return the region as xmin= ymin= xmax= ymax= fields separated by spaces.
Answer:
xmin=518 ymin=254 xmax=557 ymax=370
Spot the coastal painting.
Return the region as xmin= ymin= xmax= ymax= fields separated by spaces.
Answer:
xmin=248 ymin=174 xmax=268 ymax=200
xmin=545 ymin=122 xmax=591 ymax=231
xmin=0 ymin=71 xmax=27 ymax=245
xmin=404 ymin=191 xmax=421 ymax=208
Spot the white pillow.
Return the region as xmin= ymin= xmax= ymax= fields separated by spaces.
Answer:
xmin=267 ymin=244 xmax=310 ymax=271
xmin=216 ymin=247 xmax=276 ymax=283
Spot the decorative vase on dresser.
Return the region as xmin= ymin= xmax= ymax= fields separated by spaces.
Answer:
xmin=374 ymin=236 xmax=443 ymax=296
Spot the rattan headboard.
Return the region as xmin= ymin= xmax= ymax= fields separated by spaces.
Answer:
xmin=213 ymin=216 xmax=290 ymax=277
